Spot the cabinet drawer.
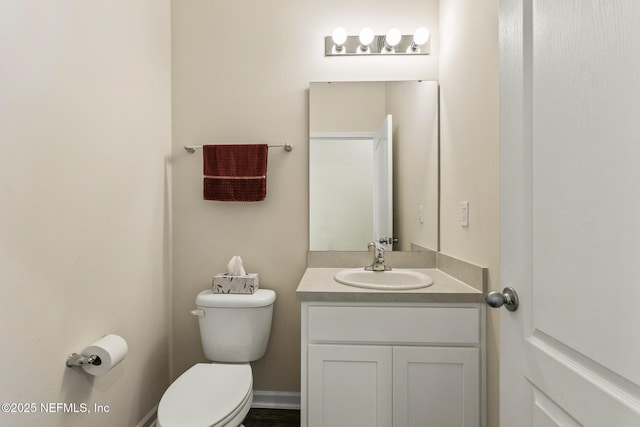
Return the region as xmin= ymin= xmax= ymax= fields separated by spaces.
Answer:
xmin=307 ymin=306 xmax=479 ymax=344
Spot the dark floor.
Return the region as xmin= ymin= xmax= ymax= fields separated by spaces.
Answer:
xmin=243 ymin=408 xmax=300 ymax=427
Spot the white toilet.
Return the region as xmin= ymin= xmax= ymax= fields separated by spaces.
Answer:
xmin=157 ymin=289 xmax=276 ymax=427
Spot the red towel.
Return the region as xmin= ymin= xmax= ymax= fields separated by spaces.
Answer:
xmin=202 ymin=144 xmax=268 ymax=201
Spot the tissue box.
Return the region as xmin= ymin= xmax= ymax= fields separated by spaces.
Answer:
xmin=213 ymin=273 xmax=259 ymax=294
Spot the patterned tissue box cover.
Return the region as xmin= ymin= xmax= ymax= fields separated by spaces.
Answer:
xmin=212 ymin=273 xmax=259 ymax=294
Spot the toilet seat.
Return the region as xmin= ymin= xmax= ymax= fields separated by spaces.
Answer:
xmin=157 ymin=363 xmax=253 ymax=427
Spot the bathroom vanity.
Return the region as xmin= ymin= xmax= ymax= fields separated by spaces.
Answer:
xmin=304 ymin=80 xmax=484 ymax=425
xmin=296 ymin=267 xmax=486 ymax=427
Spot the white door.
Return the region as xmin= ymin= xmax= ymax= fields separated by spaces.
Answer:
xmin=500 ymin=1 xmax=640 ymax=425
xmin=373 ymin=114 xmax=393 ymax=250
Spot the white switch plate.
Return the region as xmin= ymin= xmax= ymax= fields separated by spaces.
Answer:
xmin=419 ymin=205 xmax=424 ymax=224
xmin=460 ymin=201 xmax=469 ymax=227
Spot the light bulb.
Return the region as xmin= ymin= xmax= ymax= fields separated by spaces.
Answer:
xmin=332 ymin=27 xmax=348 ymax=51
xmin=411 ymin=27 xmax=430 ymax=51
xmin=359 ymin=27 xmax=374 ymax=49
xmin=384 ymin=28 xmax=401 ymax=51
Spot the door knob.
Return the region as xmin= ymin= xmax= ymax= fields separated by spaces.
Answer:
xmin=379 ymin=237 xmax=398 ymax=244
xmin=486 ymin=287 xmax=519 ymax=312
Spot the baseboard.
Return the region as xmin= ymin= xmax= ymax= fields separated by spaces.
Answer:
xmin=137 ymin=390 xmax=299 ymax=426
xmin=251 ymin=390 xmax=301 ymax=410
xmin=136 ymin=403 xmax=158 ymax=427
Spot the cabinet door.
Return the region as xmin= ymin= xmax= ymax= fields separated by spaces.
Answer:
xmin=393 ymin=346 xmax=480 ymax=427
xmin=308 ymin=344 xmax=392 ymax=427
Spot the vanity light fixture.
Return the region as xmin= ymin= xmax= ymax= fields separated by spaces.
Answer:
xmin=325 ymin=27 xmax=431 ymax=56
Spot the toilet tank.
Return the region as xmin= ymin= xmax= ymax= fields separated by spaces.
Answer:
xmin=194 ymin=289 xmax=276 ymax=363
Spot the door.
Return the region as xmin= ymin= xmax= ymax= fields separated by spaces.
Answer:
xmin=373 ymin=114 xmax=393 ymax=250
xmin=309 ymin=135 xmax=375 ymax=250
xmin=393 ymin=346 xmax=480 ymax=427
xmin=307 ymin=344 xmax=392 ymax=427
xmin=500 ymin=1 xmax=640 ymax=425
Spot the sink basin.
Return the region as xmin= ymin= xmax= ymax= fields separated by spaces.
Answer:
xmin=334 ymin=268 xmax=433 ymax=290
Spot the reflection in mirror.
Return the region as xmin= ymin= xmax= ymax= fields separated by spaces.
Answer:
xmin=309 ymin=81 xmax=439 ymax=252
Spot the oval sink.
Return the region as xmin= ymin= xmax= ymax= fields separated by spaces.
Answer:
xmin=334 ymin=268 xmax=433 ymax=290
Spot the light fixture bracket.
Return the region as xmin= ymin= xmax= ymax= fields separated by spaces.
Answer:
xmin=324 ymin=34 xmax=430 ymax=56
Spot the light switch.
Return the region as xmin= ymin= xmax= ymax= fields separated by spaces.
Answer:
xmin=460 ymin=201 xmax=469 ymax=227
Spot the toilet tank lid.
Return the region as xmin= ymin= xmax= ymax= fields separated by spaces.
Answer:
xmin=196 ymin=289 xmax=276 ymax=308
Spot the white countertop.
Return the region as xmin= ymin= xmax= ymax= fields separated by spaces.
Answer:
xmin=296 ymin=267 xmax=484 ymax=303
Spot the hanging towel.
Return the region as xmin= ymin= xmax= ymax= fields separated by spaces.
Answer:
xmin=202 ymin=144 xmax=268 ymax=201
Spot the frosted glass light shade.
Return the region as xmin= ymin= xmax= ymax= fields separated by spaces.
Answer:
xmin=385 ymin=28 xmax=401 ymax=48
xmin=332 ymin=27 xmax=347 ymax=46
xmin=359 ymin=28 xmax=374 ymax=46
xmin=413 ymin=27 xmax=430 ymax=46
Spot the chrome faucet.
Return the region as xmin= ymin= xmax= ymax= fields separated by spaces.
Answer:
xmin=365 ymin=241 xmax=391 ymax=271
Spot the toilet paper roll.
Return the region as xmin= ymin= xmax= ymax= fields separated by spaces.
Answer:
xmin=81 ymin=334 xmax=128 ymax=376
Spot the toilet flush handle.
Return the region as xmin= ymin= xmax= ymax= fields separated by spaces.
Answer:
xmin=190 ymin=309 xmax=205 ymax=317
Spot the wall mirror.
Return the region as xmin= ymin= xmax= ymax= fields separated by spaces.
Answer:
xmin=309 ymin=81 xmax=439 ymax=252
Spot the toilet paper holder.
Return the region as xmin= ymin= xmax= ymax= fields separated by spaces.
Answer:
xmin=66 ymin=353 xmax=102 ymax=368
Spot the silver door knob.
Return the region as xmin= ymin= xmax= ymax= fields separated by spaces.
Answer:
xmin=486 ymin=287 xmax=519 ymax=312
xmin=379 ymin=237 xmax=398 ymax=245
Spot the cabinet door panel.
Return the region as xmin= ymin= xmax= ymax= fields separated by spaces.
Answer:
xmin=308 ymin=344 xmax=392 ymax=427
xmin=393 ymin=346 xmax=480 ymax=427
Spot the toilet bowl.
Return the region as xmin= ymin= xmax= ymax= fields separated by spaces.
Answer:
xmin=157 ymin=363 xmax=252 ymax=427
xmin=157 ymin=289 xmax=276 ymax=427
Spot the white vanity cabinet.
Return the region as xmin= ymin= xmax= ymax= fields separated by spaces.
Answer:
xmin=300 ymin=302 xmax=485 ymax=427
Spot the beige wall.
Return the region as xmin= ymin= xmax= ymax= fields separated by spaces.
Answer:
xmin=0 ymin=2 xmax=172 ymax=426
xmin=439 ymin=0 xmax=501 ymax=425
xmin=310 ymin=82 xmax=387 ymax=132
xmin=171 ymin=0 xmax=439 ymax=391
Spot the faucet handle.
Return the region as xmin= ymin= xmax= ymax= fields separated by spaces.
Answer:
xmin=367 ymin=241 xmax=376 ymax=251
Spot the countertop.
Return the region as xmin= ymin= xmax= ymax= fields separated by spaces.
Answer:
xmin=296 ymin=267 xmax=484 ymax=303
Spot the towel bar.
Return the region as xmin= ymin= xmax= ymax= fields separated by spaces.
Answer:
xmin=184 ymin=144 xmax=293 ymax=154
